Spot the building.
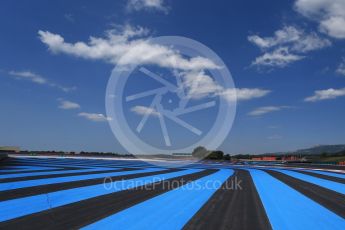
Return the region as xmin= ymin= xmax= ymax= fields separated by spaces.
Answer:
xmin=251 ymin=157 xmax=262 ymax=161
xmin=251 ymin=156 xmax=277 ymax=161
xmin=262 ymin=156 xmax=276 ymax=161
xmin=282 ymin=155 xmax=299 ymax=161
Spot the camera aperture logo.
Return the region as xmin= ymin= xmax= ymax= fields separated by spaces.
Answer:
xmin=105 ymin=36 xmax=236 ymax=165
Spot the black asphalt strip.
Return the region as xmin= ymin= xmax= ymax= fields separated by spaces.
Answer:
xmin=292 ymin=170 xmax=345 ymax=184
xmin=0 ymin=169 xmax=216 ymax=229
xmin=265 ymin=169 xmax=345 ymax=218
xmin=0 ymin=168 xmax=72 ymax=175
xmin=0 ymin=168 xmax=139 ymax=183
xmin=183 ymin=169 xmax=272 ymax=230
xmin=0 ymin=168 xmax=179 ymax=201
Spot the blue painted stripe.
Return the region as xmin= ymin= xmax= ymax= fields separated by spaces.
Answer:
xmin=82 ymin=169 xmax=233 ymax=230
xmin=6 ymin=160 xmax=128 ymax=167
xmin=13 ymin=160 xmax=147 ymax=166
xmin=0 ymin=167 xmax=119 ymax=179
xmin=272 ymin=169 xmax=345 ymax=195
xmin=249 ymin=169 xmax=345 ymax=230
xmin=7 ymin=162 xmax=150 ymax=170
xmin=14 ymin=159 xmax=152 ymax=167
xmin=0 ymin=168 xmax=167 ymax=191
xmin=296 ymin=169 xmax=345 ymax=179
xmin=0 ymin=168 xmax=201 ymax=222
xmin=14 ymin=158 xmax=146 ymax=164
xmin=0 ymin=166 xmax=61 ymax=173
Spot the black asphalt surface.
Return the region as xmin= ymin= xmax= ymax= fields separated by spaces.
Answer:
xmin=0 ymin=168 xmax=137 ymax=183
xmin=265 ymin=169 xmax=345 ymax=218
xmin=0 ymin=168 xmax=177 ymax=201
xmin=184 ymin=170 xmax=272 ymax=230
xmin=0 ymin=157 xmax=344 ymax=229
xmin=294 ymin=170 xmax=345 ymax=184
xmin=0 ymin=169 xmax=216 ymax=229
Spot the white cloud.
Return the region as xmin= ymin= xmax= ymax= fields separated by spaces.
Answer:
xmin=320 ymin=17 xmax=345 ymax=39
xmin=9 ymin=70 xmax=47 ymax=84
xmin=248 ymin=26 xmax=331 ymax=52
xmin=78 ymin=112 xmax=111 ymax=122
xmin=38 ymin=27 xmax=218 ymax=71
xmin=248 ymin=106 xmax=291 ymax=116
xmin=291 ymin=32 xmax=332 ymax=52
xmin=220 ymin=88 xmax=271 ymax=102
xmin=252 ymin=47 xmax=304 ymax=68
xmin=38 ymin=26 xmax=224 ymax=100
xmin=336 ymin=58 xmax=345 ymax=76
xmin=180 ymin=70 xmax=223 ymax=100
xmin=58 ymin=99 xmax=80 ymax=110
xmin=305 ymin=88 xmax=345 ymax=102
xmin=249 ymin=26 xmax=331 ymax=68
xmin=127 ymin=0 xmax=168 ymax=13
xmin=8 ymin=70 xmax=75 ymax=92
xmin=131 ymin=106 xmax=160 ymax=116
xmin=176 ymin=70 xmax=270 ymax=102
xmin=295 ymin=0 xmax=345 ymax=39
xmin=39 ymin=25 xmax=270 ymax=103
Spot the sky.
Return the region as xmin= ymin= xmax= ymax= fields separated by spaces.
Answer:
xmin=1 ymin=0 xmax=345 ymax=154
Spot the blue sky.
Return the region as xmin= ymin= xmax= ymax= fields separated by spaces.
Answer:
xmin=1 ymin=0 xmax=345 ymax=154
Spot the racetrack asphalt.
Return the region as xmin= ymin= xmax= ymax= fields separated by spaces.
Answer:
xmin=0 ymin=157 xmax=344 ymax=229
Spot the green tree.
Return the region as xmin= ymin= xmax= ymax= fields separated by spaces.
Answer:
xmin=206 ymin=151 xmax=224 ymax=160
xmin=223 ymin=154 xmax=231 ymax=161
xmin=192 ymin=146 xmax=209 ymax=159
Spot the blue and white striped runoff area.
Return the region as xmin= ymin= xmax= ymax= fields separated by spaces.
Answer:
xmin=0 ymin=157 xmax=344 ymax=230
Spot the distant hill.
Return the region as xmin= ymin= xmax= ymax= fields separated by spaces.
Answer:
xmin=293 ymin=145 xmax=345 ymax=155
xmin=263 ymin=144 xmax=345 ymax=156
